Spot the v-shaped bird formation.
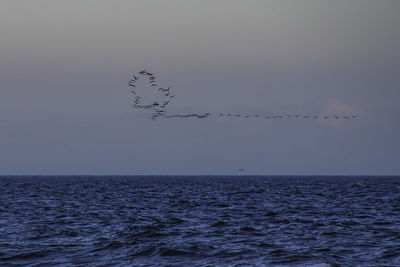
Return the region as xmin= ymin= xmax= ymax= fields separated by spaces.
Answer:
xmin=129 ymin=70 xmax=358 ymax=121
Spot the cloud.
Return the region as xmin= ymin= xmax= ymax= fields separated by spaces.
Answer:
xmin=324 ymin=98 xmax=357 ymax=115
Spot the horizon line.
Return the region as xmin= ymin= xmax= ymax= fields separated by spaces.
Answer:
xmin=1 ymin=174 xmax=399 ymax=177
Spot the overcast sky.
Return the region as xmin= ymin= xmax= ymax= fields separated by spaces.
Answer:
xmin=1 ymin=0 xmax=399 ymax=175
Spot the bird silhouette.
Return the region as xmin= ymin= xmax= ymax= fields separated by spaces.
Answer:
xmin=158 ymin=87 xmax=169 ymax=93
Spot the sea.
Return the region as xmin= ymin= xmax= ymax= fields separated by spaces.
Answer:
xmin=0 ymin=176 xmax=399 ymax=266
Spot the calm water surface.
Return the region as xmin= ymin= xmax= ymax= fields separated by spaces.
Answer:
xmin=0 ymin=176 xmax=399 ymax=266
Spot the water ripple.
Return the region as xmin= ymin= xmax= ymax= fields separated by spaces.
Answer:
xmin=0 ymin=176 xmax=399 ymax=266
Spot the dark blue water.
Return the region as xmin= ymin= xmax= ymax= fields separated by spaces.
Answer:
xmin=0 ymin=176 xmax=399 ymax=266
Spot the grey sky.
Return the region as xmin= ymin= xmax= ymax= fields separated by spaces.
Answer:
xmin=1 ymin=0 xmax=399 ymax=175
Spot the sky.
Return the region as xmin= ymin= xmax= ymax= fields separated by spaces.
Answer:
xmin=0 ymin=0 xmax=399 ymax=175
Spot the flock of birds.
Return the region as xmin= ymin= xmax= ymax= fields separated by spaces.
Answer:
xmin=128 ymin=70 xmax=358 ymax=121
xmin=129 ymin=70 xmax=176 ymax=120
